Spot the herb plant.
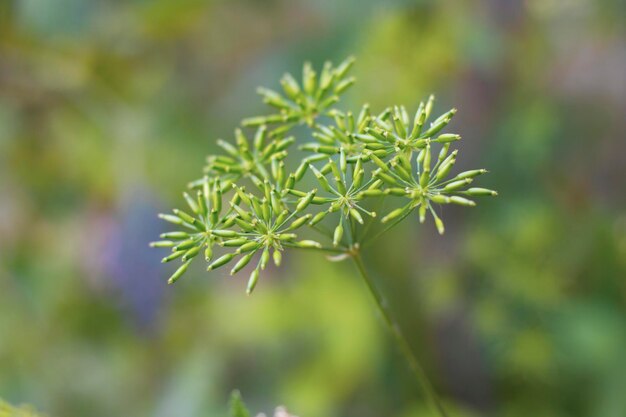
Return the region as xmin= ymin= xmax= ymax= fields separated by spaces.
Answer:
xmin=152 ymin=57 xmax=496 ymax=416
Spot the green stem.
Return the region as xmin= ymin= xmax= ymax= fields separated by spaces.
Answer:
xmin=351 ymin=251 xmax=449 ymax=417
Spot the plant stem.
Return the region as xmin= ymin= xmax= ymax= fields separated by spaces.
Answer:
xmin=351 ymin=251 xmax=449 ymax=417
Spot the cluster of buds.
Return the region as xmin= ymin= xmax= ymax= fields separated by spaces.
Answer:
xmin=153 ymin=58 xmax=496 ymax=291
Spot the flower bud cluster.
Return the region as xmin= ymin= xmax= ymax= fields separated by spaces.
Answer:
xmin=153 ymin=58 xmax=496 ymax=291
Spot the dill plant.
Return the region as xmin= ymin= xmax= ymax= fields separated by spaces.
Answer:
xmin=152 ymin=57 xmax=496 ymax=416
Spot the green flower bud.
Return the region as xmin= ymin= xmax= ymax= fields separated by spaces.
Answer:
xmin=242 ymin=116 xmax=269 ymax=127
xmin=334 ymin=77 xmax=355 ymax=94
xmin=182 ymin=246 xmax=201 ymax=261
xmin=433 ymin=213 xmax=445 ymax=235
xmin=418 ymin=204 xmax=427 ymax=223
xmin=273 ymin=249 xmax=282 ymax=267
xmin=253 ymin=125 xmax=267 ymax=150
xmin=260 ymin=247 xmax=270 ymax=270
xmin=277 ymin=233 xmax=297 ymax=241
xmin=409 ymin=101 xmax=425 ymax=139
xmin=444 ymin=179 xmax=472 ymax=191
xmin=212 ymin=229 xmax=238 ymax=238
xmin=237 ymin=241 xmax=261 ymax=254
xmin=150 ymin=240 xmax=175 ymax=248
xmin=392 ymin=115 xmax=407 ymax=138
xmin=207 ymin=253 xmax=236 ymax=270
xmin=158 ymin=213 xmax=183 ymax=225
xmin=385 ymin=188 xmax=408 ymax=196
xmin=160 ymin=231 xmax=189 ymax=240
xmin=435 ymin=150 xmax=458 ymax=181
xmin=434 ymin=134 xmax=461 ymax=143
xmin=335 ymin=55 xmax=356 ymax=79
xmin=197 ymin=191 xmax=208 ymax=216
xmin=310 ymin=210 xmax=330 ymax=225
xmin=222 ymin=238 xmax=249 ymax=247
xmin=423 ymin=108 xmax=456 ymax=137
xmin=450 ymin=196 xmax=476 ymax=207
xmin=280 ymin=73 xmax=301 ymax=100
xmin=231 ymin=252 xmax=255 ymax=275
xmin=465 ymin=187 xmax=497 ymax=196
xmin=359 ymin=189 xmax=385 ymax=198
xmin=183 ymin=192 xmax=199 ymax=214
xmin=455 ymin=169 xmax=487 ymax=180
xmin=246 ymin=269 xmax=260 ymax=295
xmin=168 ymin=260 xmax=191 ymax=284
xmin=430 ymin=195 xmax=451 ymax=204
xmin=286 ymin=214 xmax=312 ymax=231
xmin=162 ymin=250 xmax=185 ymax=263
xmin=296 ymin=189 xmax=317 ymax=212
xmin=295 ymin=240 xmax=322 ymax=248
xmin=174 ymin=239 xmax=199 ymax=251
xmin=295 ymin=161 xmax=308 ymax=182
xmin=349 ymin=208 xmax=364 ymax=224
xmin=333 ymin=223 xmax=344 ymax=247
xmin=424 ymin=94 xmax=435 ymax=122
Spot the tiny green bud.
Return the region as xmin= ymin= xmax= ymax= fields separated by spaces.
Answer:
xmin=222 ymin=238 xmax=249 ymax=247
xmin=158 ymin=213 xmax=183 ymax=225
xmin=162 ymin=250 xmax=185 ymax=263
xmin=183 ymin=192 xmax=199 ymax=214
xmin=465 ymin=187 xmax=497 ymax=196
xmin=333 ymin=223 xmax=344 ymax=246
xmin=150 ymin=240 xmax=175 ymax=248
xmin=237 ymin=241 xmax=261 ymax=254
xmin=359 ymin=189 xmax=385 ymax=198
xmin=246 ymin=269 xmax=260 ymax=295
xmin=296 ymin=189 xmax=317 ymax=212
xmin=273 ymin=249 xmax=282 ymax=267
xmin=382 ymin=207 xmax=406 ymax=223
xmin=260 ymin=247 xmax=270 ymax=270
xmin=286 ymin=214 xmax=312 ymax=231
xmin=276 ymin=233 xmax=296 ymax=242
xmin=310 ymin=210 xmax=329 ymax=225
xmin=455 ymin=169 xmax=487 ymax=180
xmin=430 ymin=195 xmax=451 ymax=204
xmin=207 ymin=253 xmax=236 ymax=270
xmin=231 ymin=252 xmax=255 ymax=275
xmin=182 ymin=246 xmax=201 ymax=261
xmin=349 ymin=208 xmax=364 ymax=224
xmin=418 ymin=204 xmax=427 ymax=223
xmin=174 ymin=239 xmax=198 ymax=251
xmin=212 ymin=229 xmax=238 ymax=238
xmin=444 ymin=179 xmax=472 ymax=191
xmin=450 ymin=196 xmax=476 ymax=207
xmin=159 ymin=232 xmax=189 ymax=240
xmin=385 ymin=188 xmax=409 ymax=196
xmin=435 ymin=134 xmax=461 ymax=143
xmin=168 ymin=260 xmax=191 ymax=284
xmin=295 ymin=240 xmax=322 ymax=248
xmin=434 ymin=215 xmax=445 ymax=235
xmin=204 ymin=245 xmax=213 ymax=261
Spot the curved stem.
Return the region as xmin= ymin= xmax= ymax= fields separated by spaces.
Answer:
xmin=351 ymin=251 xmax=449 ymax=417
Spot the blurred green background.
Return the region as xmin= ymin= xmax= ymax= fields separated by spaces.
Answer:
xmin=1 ymin=0 xmax=625 ymax=416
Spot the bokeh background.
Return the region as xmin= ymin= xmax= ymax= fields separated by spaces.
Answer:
xmin=1 ymin=0 xmax=625 ymax=416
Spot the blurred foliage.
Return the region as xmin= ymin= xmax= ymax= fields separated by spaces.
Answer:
xmin=0 ymin=399 xmax=46 ymax=417
xmin=0 ymin=1 xmax=624 ymax=417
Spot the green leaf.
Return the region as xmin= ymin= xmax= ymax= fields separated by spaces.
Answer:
xmin=228 ymin=390 xmax=250 ymax=417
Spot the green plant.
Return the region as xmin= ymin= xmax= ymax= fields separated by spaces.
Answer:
xmin=153 ymin=57 xmax=496 ymax=416
xmin=0 ymin=399 xmax=46 ymax=417
xmin=229 ymin=390 xmax=297 ymax=417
